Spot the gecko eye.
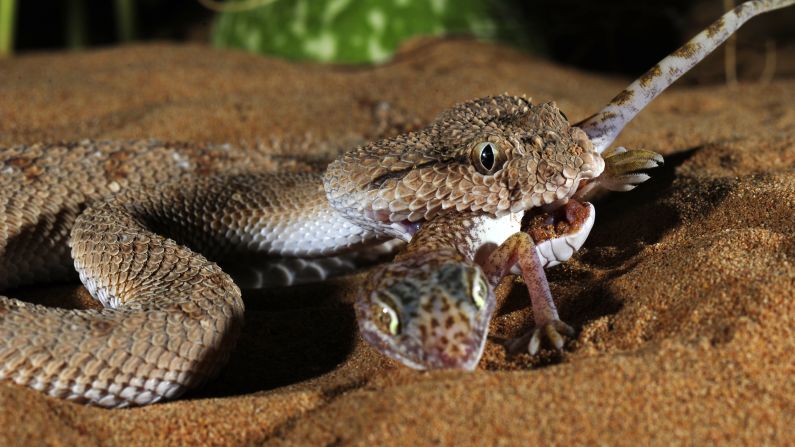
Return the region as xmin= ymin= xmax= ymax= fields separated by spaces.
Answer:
xmin=379 ymin=305 xmax=400 ymax=335
xmin=470 ymin=141 xmax=505 ymax=175
xmin=559 ymin=110 xmax=569 ymax=122
xmin=373 ymin=296 xmax=401 ymax=335
xmin=471 ymin=274 xmax=489 ymax=310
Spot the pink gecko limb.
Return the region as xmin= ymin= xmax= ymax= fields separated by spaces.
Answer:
xmin=483 ymin=231 xmax=575 ymax=355
xmin=577 ymin=0 xmax=795 ymax=154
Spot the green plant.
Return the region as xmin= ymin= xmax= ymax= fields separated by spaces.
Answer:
xmin=211 ymin=0 xmax=526 ymax=64
xmin=0 ymin=0 xmax=15 ymax=56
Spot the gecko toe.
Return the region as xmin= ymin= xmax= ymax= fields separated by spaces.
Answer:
xmin=506 ymin=320 xmax=575 ymax=357
xmin=545 ymin=324 xmax=565 ymax=350
xmin=528 ymin=329 xmax=542 ymax=355
xmin=553 ymin=319 xmax=575 ymax=337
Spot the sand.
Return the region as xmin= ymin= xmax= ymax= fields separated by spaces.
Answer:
xmin=0 ymin=39 xmax=793 ymax=446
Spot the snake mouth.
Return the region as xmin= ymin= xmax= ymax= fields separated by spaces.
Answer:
xmin=524 ymin=199 xmax=591 ymax=243
xmin=384 ymin=219 xmax=424 ymax=240
xmin=522 ymin=199 xmax=595 ymax=268
xmin=365 ymin=208 xmax=425 ymax=240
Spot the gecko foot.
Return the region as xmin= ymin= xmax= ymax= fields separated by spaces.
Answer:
xmin=506 ymin=320 xmax=575 ymax=356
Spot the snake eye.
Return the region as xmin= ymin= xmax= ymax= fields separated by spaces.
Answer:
xmin=471 ymin=275 xmax=489 ymax=310
xmin=470 ymin=141 xmax=505 ymax=175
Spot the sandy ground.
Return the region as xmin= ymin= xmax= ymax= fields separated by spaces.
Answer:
xmin=0 ymin=39 xmax=793 ymax=446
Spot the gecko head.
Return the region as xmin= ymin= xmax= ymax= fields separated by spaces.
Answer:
xmin=324 ymin=95 xmax=604 ymax=240
xmin=356 ymin=251 xmax=495 ymax=370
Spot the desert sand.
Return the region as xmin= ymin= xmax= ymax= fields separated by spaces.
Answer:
xmin=0 ymin=39 xmax=793 ymax=446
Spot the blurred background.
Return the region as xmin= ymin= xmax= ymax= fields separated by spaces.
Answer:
xmin=1 ymin=0 xmax=793 ymax=81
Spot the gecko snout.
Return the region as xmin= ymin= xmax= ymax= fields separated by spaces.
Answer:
xmin=356 ymin=260 xmax=495 ymax=370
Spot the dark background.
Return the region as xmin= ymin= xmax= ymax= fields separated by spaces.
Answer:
xmin=9 ymin=0 xmax=795 ymax=80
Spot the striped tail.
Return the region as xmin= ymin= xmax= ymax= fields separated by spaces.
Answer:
xmin=577 ymin=0 xmax=795 ymax=154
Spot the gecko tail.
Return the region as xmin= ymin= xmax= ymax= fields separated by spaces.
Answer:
xmin=577 ymin=0 xmax=795 ymax=154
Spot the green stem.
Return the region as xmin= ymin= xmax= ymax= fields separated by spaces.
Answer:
xmin=0 ymin=0 xmax=16 ymax=56
xmin=66 ymin=0 xmax=87 ymax=49
xmin=115 ymin=0 xmax=136 ymax=42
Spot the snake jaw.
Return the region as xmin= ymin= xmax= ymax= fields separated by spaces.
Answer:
xmin=364 ymin=211 xmax=424 ymax=241
xmin=517 ymin=200 xmax=596 ymax=270
xmin=324 ymin=96 xmax=607 ymax=237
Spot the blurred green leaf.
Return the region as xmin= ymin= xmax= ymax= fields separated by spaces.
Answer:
xmin=0 ymin=0 xmax=15 ymax=56
xmin=211 ymin=0 xmax=529 ymax=64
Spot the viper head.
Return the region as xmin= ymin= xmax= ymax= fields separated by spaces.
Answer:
xmin=324 ymin=95 xmax=604 ymax=240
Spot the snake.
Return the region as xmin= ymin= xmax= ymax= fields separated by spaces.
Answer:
xmin=0 ymin=0 xmax=791 ymax=408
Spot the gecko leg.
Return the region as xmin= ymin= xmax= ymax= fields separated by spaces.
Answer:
xmin=483 ymin=232 xmax=574 ymax=355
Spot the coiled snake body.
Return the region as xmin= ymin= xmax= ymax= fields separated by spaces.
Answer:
xmin=1 ymin=0 xmax=791 ymax=408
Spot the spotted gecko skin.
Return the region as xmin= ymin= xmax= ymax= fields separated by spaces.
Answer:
xmin=357 ymin=211 xmax=518 ymax=370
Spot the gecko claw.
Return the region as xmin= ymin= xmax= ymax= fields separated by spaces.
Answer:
xmin=507 ymin=320 xmax=575 ymax=356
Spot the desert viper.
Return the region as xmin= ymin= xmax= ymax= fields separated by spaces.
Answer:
xmin=1 ymin=0 xmax=791 ymax=408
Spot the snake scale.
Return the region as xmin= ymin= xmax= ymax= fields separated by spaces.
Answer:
xmin=1 ymin=0 xmax=791 ymax=407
